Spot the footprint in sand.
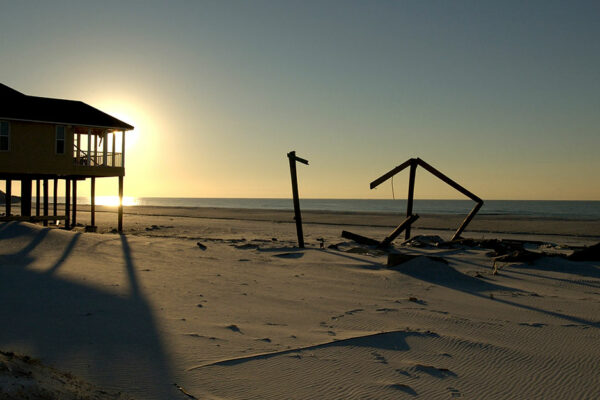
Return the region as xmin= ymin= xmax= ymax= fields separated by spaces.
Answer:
xmin=518 ymin=322 xmax=546 ymax=328
xmin=371 ymin=351 xmax=388 ymax=364
xmin=396 ymin=369 xmax=412 ymax=377
xmin=413 ymin=364 xmax=456 ymax=378
xmin=345 ymin=308 xmax=364 ymax=315
xmin=273 ymin=252 xmax=304 ymax=259
xmin=389 ymin=384 xmax=417 ymax=396
xmin=376 ymin=308 xmax=398 ymax=313
xmin=226 ymin=324 xmax=243 ymax=334
xmin=235 ymin=243 xmax=259 ymax=250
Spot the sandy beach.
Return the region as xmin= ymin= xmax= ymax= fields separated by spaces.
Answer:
xmin=1 ymin=206 xmax=599 ymax=399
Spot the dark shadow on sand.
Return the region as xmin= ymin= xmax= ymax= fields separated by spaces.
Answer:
xmin=193 ymin=330 xmax=437 ymax=369
xmin=0 ymin=222 xmax=177 ymax=399
xmin=392 ymin=252 xmax=599 ymax=328
xmin=46 ymin=232 xmax=80 ymax=275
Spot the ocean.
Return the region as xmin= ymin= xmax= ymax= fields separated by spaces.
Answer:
xmin=52 ymin=198 xmax=600 ymax=220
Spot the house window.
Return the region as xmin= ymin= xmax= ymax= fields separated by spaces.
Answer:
xmin=0 ymin=121 xmax=9 ymax=151
xmin=56 ymin=126 xmax=65 ymax=154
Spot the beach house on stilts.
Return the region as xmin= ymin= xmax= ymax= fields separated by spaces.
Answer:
xmin=0 ymin=83 xmax=134 ymax=231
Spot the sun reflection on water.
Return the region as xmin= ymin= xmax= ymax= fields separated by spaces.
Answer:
xmin=94 ymin=196 xmax=138 ymax=207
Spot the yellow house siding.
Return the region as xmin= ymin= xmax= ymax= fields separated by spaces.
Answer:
xmin=0 ymin=120 xmax=123 ymax=177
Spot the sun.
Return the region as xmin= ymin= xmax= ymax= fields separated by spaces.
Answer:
xmin=94 ymin=98 xmax=148 ymax=150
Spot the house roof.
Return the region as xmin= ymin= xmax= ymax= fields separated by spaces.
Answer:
xmin=0 ymin=83 xmax=134 ymax=131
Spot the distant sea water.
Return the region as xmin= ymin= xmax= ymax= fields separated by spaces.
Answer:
xmin=57 ymin=197 xmax=600 ymax=220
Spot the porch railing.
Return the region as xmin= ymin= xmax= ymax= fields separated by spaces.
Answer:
xmin=73 ymin=147 xmax=123 ymax=167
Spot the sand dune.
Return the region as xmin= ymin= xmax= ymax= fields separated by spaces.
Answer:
xmin=1 ymin=209 xmax=599 ymax=399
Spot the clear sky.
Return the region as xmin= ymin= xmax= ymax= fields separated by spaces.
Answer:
xmin=1 ymin=1 xmax=599 ymax=200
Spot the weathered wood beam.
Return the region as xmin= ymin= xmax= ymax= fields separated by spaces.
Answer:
xmin=287 ymin=151 xmax=308 ymax=248
xmin=405 ymin=161 xmax=417 ymax=239
xmin=416 ymin=158 xmax=482 ymax=203
xmin=370 ymin=158 xmax=415 ymax=189
xmin=378 ymin=214 xmax=420 ymax=248
xmin=341 ymin=230 xmax=381 ymax=246
xmin=451 ymin=201 xmax=483 ymax=241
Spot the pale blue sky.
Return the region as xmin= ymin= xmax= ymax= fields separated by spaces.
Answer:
xmin=1 ymin=1 xmax=599 ymax=199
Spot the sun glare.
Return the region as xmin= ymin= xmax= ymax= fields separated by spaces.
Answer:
xmin=95 ymin=196 xmax=138 ymax=207
xmin=95 ymin=99 xmax=148 ymax=150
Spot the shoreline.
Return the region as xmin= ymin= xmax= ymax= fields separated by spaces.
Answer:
xmin=6 ymin=204 xmax=597 ymax=245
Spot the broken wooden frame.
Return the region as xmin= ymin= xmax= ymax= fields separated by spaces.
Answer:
xmin=341 ymin=214 xmax=419 ymax=249
xmin=287 ymin=151 xmax=309 ymax=248
xmin=370 ymin=158 xmax=483 ymax=242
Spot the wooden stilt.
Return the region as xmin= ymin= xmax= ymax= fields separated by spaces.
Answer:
xmin=287 ymin=151 xmax=309 ymax=248
xmin=21 ymin=178 xmax=32 ymax=217
xmin=5 ymin=179 xmax=11 ymax=216
xmin=53 ymin=179 xmax=58 ymax=218
xmin=72 ymin=180 xmax=77 ymax=226
xmin=118 ymin=176 xmax=124 ymax=233
xmin=405 ymin=160 xmax=417 ymax=240
xmin=91 ymin=177 xmax=96 ymax=227
xmin=43 ymin=179 xmax=49 ymax=226
xmin=64 ymin=179 xmax=70 ymax=229
xmin=36 ymin=179 xmax=40 ymax=216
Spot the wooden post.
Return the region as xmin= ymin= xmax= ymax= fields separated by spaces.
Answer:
xmin=405 ymin=160 xmax=417 ymax=240
xmin=53 ymin=179 xmax=58 ymax=218
xmin=121 ymin=131 xmax=126 ymax=169
xmin=65 ymin=179 xmax=70 ymax=229
xmin=87 ymin=130 xmax=91 ymax=165
xmin=35 ymin=179 xmax=40 ymax=217
xmin=118 ymin=176 xmax=124 ymax=232
xmin=76 ymin=133 xmax=81 ymax=164
xmin=5 ymin=179 xmax=11 ymax=216
xmin=94 ymin=134 xmax=98 ymax=165
xmin=21 ymin=178 xmax=32 ymax=217
xmin=43 ymin=179 xmax=49 ymax=226
xmin=112 ymin=132 xmax=116 ymax=166
xmin=72 ymin=179 xmax=77 ymax=227
xmin=103 ymin=131 xmax=108 ymax=166
xmin=287 ymin=151 xmax=309 ymax=248
xmin=91 ymin=177 xmax=96 ymax=227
